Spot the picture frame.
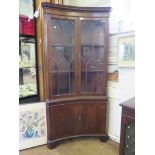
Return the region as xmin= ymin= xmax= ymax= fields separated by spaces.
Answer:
xmin=21 ymin=44 xmax=30 ymax=62
xmin=19 ymin=102 xmax=47 ymax=150
xmin=118 ymin=35 xmax=135 ymax=67
xmin=20 ymin=42 xmax=36 ymax=66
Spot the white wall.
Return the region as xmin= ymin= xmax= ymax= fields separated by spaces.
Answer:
xmin=110 ymin=0 xmax=135 ymax=33
xmin=107 ymin=31 xmax=135 ymax=143
xmin=64 ymin=0 xmax=111 ymax=7
xmin=63 ymin=0 xmax=69 ymax=5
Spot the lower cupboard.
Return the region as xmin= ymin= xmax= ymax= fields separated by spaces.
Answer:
xmin=46 ymin=98 xmax=108 ymax=148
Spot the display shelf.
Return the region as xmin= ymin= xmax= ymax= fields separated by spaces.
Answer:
xmin=81 ymin=44 xmax=104 ymax=47
xmin=19 ymin=0 xmax=39 ymax=103
xmin=19 ymin=65 xmax=36 ymax=69
xmin=51 ymin=44 xmax=75 ymax=46
xmin=19 ymin=34 xmax=35 ymax=38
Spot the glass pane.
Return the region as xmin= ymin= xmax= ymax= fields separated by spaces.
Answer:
xmin=96 ymin=72 xmax=104 ymax=92
xmin=65 ymin=46 xmax=75 ymax=93
xmin=93 ymin=21 xmax=105 ymax=45
xmin=19 ymin=69 xmax=23 ymax=85
xmin=87 ymin=72 xmax=97 ymax=92
xmin=70 ymin=68 xmax=75 ymax=93
xmin=93 ymin=46 xmax=104 ymax=61
xmin=19 ymin=37 xmax=37 ymax=98
xmin=87 ymin=60 xmax=97 ymax=71
xmin=81 ymin=21 xmax=94 ymax=44
xmin=57 ymin=58 xmax=70 ymax=72
xmin=64 ymin=46 xmax=74 ymax=63
xmin=52 ymin=64 xmax=70 ymax=95
xmin=51 ymin=19 xmax=75 ymax=95
xmin=63 ymin=21 xmax=74 ymax=45
xmin=19 ymin=68 xmax=37 ymax=98
xmin=92 ymin=46 xmax=104 ymax=71
xmin=52 ymin=63 xmax=75 ymax=95
xmin=81 ymin=59 xmax=87 ymax=92
xmin=81 ymin=46 xmax=93 ymax=62
xmin=52 ymin=65 xmax=58 ymax=95
xmin=51 ymin=19 xmax=63 ymax=44
xmin=58 ymin=72 xmax=70 ymax=94
xmin=19 ymin=38 xmax=36 ymax=68
xmin=52 ymin=45 xmax=64 ymax=64
xmin=80 ymin=20 xmax=105 ymax=93
xmin=22 ymin=68 xmax=36 ymax=84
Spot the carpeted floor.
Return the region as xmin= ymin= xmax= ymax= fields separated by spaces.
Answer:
xmin=19 ymin=138 xmax=119 ymax=155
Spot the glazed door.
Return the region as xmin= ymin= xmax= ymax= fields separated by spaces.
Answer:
xmin=80 ymin=20 xmax=106 ymax=95
xmin=47 ymin=17 xmax=76 ymax=98
xmin=79 ymin=103 xmax=106 ymax=135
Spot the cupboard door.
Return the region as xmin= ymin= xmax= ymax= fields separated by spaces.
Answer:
xmin=80 ymin=20 xmax=105 ymax=93
xmin=49 ymin=18 xmax=76 ymax=96
xmin=79 ymin=103 xmax=106 ymax=134
xmin=48 ymin=104 xmax=78 ymax=140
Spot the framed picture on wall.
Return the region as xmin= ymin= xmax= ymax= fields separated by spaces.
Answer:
xmin=118 ymin=35 xmax=135 ymax=67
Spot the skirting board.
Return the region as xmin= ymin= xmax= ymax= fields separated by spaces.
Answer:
xmin=108 ymin=133 xmax=120 ymax=143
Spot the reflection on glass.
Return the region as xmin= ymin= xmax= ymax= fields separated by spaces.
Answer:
xmin=52 ymin=46 xmax=64 ymax=65
xmin=81 ymin=46 xmax=92 ymax=61
xmin=64 ymin=46 xmax=74 ymax=62
xmin=19 ymin=37 xmax=36 ymax=68
xmin=93 ymin=22 xmax=105 ymax=45
xmin=19 ymin=37 xmax=37 ymax=98
xmin=23 ymin=68 xmax=36 ymax=84
xmin=93 ymin=46 xmax=104 ymax=61
xmin=80 ymin=20 xmax=105 ymax=93
xmin=63 ymin=21 xmax=74 ymax=45
xmin=87 ymin=72 xmax=97 ymax=92
xmin=81 ymin=21 xmax=93 ymax=44
xmin=51 ymin=19 xmax=75 ymax=95
xmin=51 ymin=19 xmax=63 ymax=44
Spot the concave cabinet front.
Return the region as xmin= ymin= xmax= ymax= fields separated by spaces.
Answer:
xmin=42 ymin=3 xmax=111 ymax=149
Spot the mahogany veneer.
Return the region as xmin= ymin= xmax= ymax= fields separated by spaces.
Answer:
xmin=42 ymin=3 xmax=111 ymax=148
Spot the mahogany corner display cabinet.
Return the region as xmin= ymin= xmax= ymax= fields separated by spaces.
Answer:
xmin=42 ymin=2 xmax=111 ymax=149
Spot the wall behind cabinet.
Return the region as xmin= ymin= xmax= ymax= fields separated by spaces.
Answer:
xmin=64 ymin=0 xmax=111 ymax=7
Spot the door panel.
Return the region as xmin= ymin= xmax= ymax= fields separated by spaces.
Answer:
xmin=80 ymin=20 xmax=105 ymax=94
xmin=49 ymin=18 xmax=76 ymax=97
xmin=48 ymin=104 xmax=78 ymax=140
xmin=79 ymin=103 xmax=106 ymax=134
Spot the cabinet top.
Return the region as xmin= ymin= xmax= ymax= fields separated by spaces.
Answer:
xmin=42 ymin=2 xmax=111 ymax=14
xmin=120 ymin=97 xmax=135 ymax=110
